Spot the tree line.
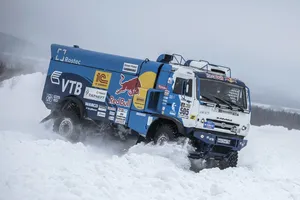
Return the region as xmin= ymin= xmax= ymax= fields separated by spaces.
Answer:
xmin=251 ymin=105 xmax=300 ymax=130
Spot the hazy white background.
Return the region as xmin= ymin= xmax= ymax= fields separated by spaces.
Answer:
xmin=0 ymin=0 xmax=299 ymax=108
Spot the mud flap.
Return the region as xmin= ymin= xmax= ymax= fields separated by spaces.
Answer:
xmin=39 ymin=113 xmax=54 ymax=124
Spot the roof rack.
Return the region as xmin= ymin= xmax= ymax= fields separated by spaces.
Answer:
xmin=169 ymin=54 xmax=186 ymax=65
xmin=185 ymin=59 xmax=232 ymax=78
xmin=156 ymin=53 xmax=232 ymax=78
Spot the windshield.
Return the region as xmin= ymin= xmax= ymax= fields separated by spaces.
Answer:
xmin=198 ymin=78 xmax=247 ymax=110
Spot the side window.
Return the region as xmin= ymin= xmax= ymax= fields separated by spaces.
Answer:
xmin=173 ymin=77 xmax=193 ymax=97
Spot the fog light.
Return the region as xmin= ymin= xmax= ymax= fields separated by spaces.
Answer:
xmin=201 ymin=118 xmax=205 ymax=123
xmin=242 ymin=126 xmax=247 ymax=130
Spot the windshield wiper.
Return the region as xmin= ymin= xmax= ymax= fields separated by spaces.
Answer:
xmin=212 ymin=95 xmax=245 ymax=112
xmin=210 ymin=95 xmax=233 ymax=110
xmin=224 ymin=99 xmax=245 ymax=112
xmin=200 ymin=95 xmax=221 ymax=107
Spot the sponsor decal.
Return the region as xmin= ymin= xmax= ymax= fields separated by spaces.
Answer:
xmin=123 ymin=63 xmax=138 ymax=74
xmin=136 ymin=112 xmax=146 ymax=117
xmin=115 ymin=107 xmax=127 ymax=125
xmin=115 ymin=118 xmax=126 ymax=125
xmin=45 ymin=94 xmax=60 ymax=104
xmin=170 ymin=102 xmax=176 ymax=116
xmin=204 ymin=121 xmax=215 ymax=129
xmin=133 ymin=88 xmax=147 ymax=110
xmin=217 ymin=138 xmax=231 ymax=145
xmin=109 ymin=96 xmax=131 ymax=107
xmin=108 ymin=116 xmax=115 ymax=121
xmin=55 ymin=48 xmax=81 ymax=64
xmin=169 ymin=94 xmax=175 ymax=99
xmin=190 ymin=115 xmax=196 ymax=120
xmin=53 ymin=95 xmax=60 ymax=102
xmin=133 ymin=96 xmax=145 ymax=110
xmin=217 ymin=117 xmax=233 ymax=122
xmin=86 ymin=107 xmax=97 ymax=112
xmin=164 ymin=90 xmax=170 ymax=96
xmin=206 ymin=73 xmax=224 ymax=81
xmin=92 ymin=70 xmax=111 ymax=89
xmin=147 ymin=116 xmax=153 ymax=126
xmin=46 ymin=93 xmax=53 ymax=103
xmin=107 ymin=106 xmax=116 ymax=111
xmin=98 ymin=106 xmax=107 ymax=112
xmin=109 ymin=111 xmax=115 ymax=116
xmin=178 ymin=102 xmax=191 ymax=119
xmin=97 ymin=111 xmax=106 ymax=117
xmin=62 ymin=79 xmax=82 ymax=95
xmin=199 ymin=111 xmax=209 ymax=115
xmin=50 ymin=71 xmax=62 ymax=85
xmin=83 ymin=87 xmax=107 ymax=102
xmin=225 ymin=77 xmax=237 ymax=83
xmin=117 ymin=107 xmax=128 ymax=118
xmin=217 ymin=108 xmax=239 ymax=116
xmin=116 ymin=74 xmax=141 ymax=96
xmin=85 ymin=102 xmax=98 ymax=108
xmin=158 ymin=84 xmax=167 ymax=90
xmin=206 ymin=73 xmax=237 ymax=84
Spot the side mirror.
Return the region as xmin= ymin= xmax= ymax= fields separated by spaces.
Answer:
xmin=185 ymin=84 xmax=189 ymax=94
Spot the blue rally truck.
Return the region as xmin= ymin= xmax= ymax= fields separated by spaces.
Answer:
xmin=41 ymin=44 xmax=252 ymax=169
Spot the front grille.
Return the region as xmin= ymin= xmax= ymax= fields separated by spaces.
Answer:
xmin=206 ymin=118 xmax=239 ymax=130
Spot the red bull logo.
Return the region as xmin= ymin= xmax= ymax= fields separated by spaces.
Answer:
xmin=115 ymin=74 xmax=141 ymax=96
xmin=225 ymin=77 xmax=237 ymax=83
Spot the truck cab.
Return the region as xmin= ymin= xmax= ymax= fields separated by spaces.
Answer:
xmin=165 ymin=56 xmax=251 ymax=136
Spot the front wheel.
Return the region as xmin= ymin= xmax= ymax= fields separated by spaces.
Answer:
xmin=218 ymin=151 xmax=238 ymax=170
xmin=53 ymin=110 xmax=85 ymax=143
xmin=153 ymin=124 xmax=177 ymax=145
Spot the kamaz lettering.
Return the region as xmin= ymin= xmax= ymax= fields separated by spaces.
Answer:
xmin=41 ymin=44 xmax=252 ymax=170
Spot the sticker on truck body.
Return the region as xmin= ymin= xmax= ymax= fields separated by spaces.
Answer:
xmin=83 ymin=87 xmax=107 ymax=102
xmin=122 ymin=63 xmax=138 ymax=74
xmin=92 ymin=70 xmax=111 ymax=89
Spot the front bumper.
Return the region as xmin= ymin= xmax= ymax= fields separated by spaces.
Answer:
xmin=188 ymin=131 xmax=248 ymax=160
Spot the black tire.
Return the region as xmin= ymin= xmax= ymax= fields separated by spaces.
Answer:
xmin=218 ymin=151 xmax=238 ymax=170
xmin=136 ymin=135 xmax=146 ymax=144
xmin=153 ymin=124 xmax=177 ymax=145
xmin=53 ymin=110 xmax=84 ymax=143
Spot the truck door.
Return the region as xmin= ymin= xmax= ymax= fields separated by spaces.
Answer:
xmin=173 ymin=75 xmax=199 ymax=128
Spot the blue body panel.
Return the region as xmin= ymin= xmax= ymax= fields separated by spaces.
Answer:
xmin=43 ymin=44 xmax=166 ymax=128
xmin=51 ymin=44 xmax=146 ymax=75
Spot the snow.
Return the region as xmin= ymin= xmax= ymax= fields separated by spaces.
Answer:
xmin=1 ymin=73 xmax=300 ymax=200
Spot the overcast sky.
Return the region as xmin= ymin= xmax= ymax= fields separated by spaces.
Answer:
xmin=1 ymin=0 xmax=300 ymax=107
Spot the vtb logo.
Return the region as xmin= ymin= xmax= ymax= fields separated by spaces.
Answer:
xmin=92 ymin=70 xmax=112 ymax=89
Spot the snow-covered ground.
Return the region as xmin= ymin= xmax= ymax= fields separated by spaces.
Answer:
xmin=0 ymin=73 xmax=300 ymax=200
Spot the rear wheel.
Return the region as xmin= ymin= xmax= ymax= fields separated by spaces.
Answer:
xmin=53 ymin=110 xmax=85 ymax=143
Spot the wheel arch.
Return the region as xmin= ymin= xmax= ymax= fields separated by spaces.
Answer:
xmin=146 ymin=115 xmax=185 ymax=140
xmin=52 ymin=95 xmax=86 ymax=119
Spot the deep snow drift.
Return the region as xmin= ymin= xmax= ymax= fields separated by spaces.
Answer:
xmin=0 ymin=73 xmax=300 ymax=200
